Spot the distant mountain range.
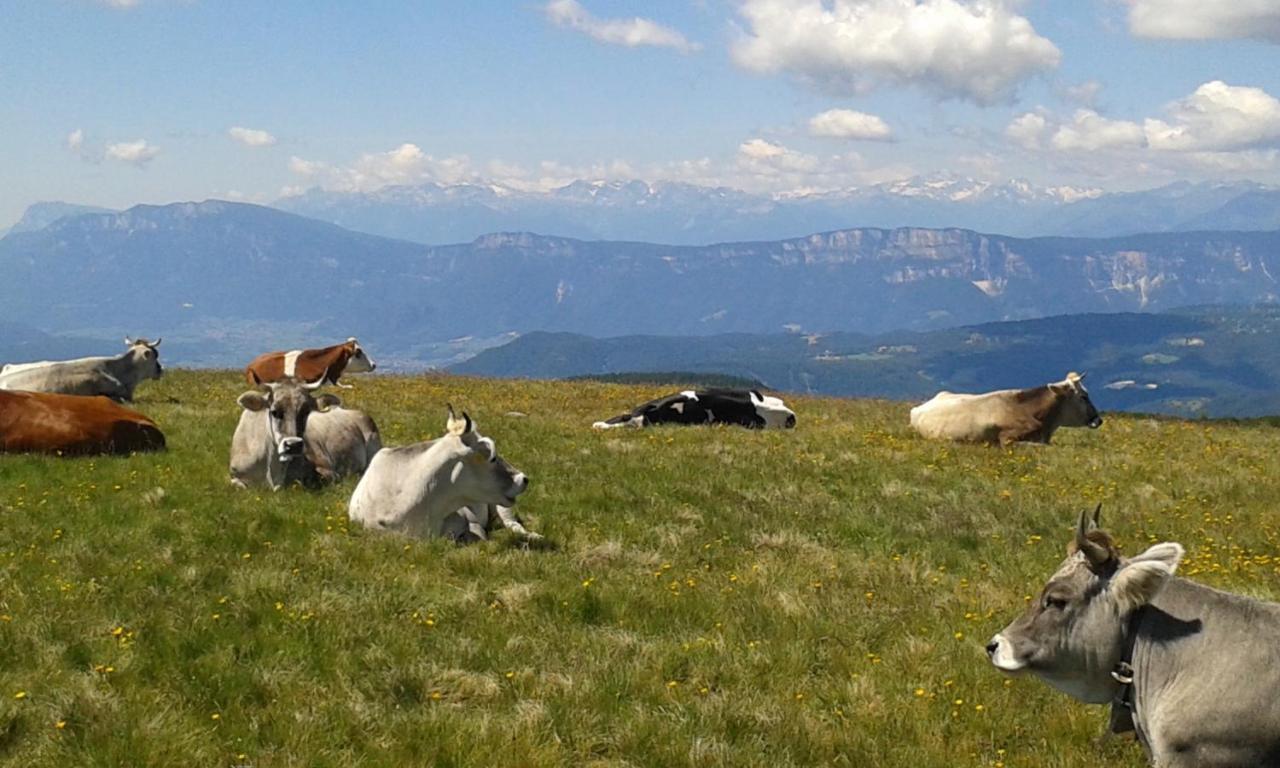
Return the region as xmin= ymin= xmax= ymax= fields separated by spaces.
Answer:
xmin=273 ymin=178 xmax=1280 ymax=245
xmin=452 ymin=306 xmax=1280 ymax=418
xmin=1 ymin=200 xmax=1279 ymax=368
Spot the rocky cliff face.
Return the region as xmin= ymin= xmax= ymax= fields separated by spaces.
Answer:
xmin=1 ymin=202 xmax=1277 ymax=351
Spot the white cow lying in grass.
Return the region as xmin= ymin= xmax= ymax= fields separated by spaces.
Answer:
xmin=348 ymin=406 xmax=536 ymax=542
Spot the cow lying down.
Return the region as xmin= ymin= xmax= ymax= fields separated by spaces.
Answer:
xmin=910 ymin=372 xmax=1101 ymax=445
xmin=593 ymin=388 xmax=796 ymax=430
xmin=988 ymin=507 xmax=1280 ymax=767
xmin=0 ymin=390 xmax=165 ymax=456
xmin=0 ymin=337 xmax=163 ymax=402
xmin=229 ymin=376 xmax=381 ymax=490
xmin=348 ymin=406 xmax=536 ymax=542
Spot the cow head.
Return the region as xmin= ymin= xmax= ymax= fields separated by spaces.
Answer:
xmin=752 ymin=390 xmax=797 ymax=429
xmin=986 ymin=507 xmax=1184 ymax=703
xmin=344 ymin=337 xmax=376 ymax=373
xmin=1050 ymin=372 xmax=1101 ymax=429
xmin=237 ymin=375 xmax=340 ymax=462
xmin=124 ymin=336 xmax=164 ymax=380
xmin=443 ymin=404 xmax=529 ymax=507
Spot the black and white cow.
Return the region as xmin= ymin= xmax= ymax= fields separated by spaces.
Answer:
xmin=593 ymin=388 xmax=796 ymax=430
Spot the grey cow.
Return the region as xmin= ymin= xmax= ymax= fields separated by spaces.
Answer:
xmin=987 ymin=508 xmax=1280 ymax=766
xmin=348 ymin=406 xmax=534 ymax=541
xmin=0 ymin=337 xmax=163 ymax=402
xmin=229 ymin=376 xmax=379 ymax=490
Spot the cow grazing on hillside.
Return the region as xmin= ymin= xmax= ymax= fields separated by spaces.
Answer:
xmin=909 ymin=372 xmax=1101 ymax=445
xmin=0 ymin=390 xmax=165 ymax=455
xmin=593 ymin=389 xmax=797 ymax=430
xmin=228 ymin=376 xmax=380 ymax=490
xmin=0 ymin=337 xmax=163 ymax=402
xmin=244 ymin=338 xmax=375 ymax=388
xmin=987 ymin=508 xmax=1280 ymax=766
xmin=348 ymin=406 xmax=534 ymax=541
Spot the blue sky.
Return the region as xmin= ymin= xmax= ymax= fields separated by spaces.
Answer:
xmin=2 ymin=0 xmax=1279 ymax=226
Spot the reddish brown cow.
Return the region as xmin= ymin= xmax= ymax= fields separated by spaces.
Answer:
xmin=244 ymin=338 xmax=375 ymax=388
xmin=0 ymin=390 xmax=165 ymax=455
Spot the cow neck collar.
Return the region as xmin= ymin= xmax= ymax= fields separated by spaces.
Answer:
xmin=1108 ymin=605 xmax=1148 ymax=734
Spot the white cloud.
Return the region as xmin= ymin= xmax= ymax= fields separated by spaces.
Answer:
xmin=288 ymin=143 xmax=477 ymax=192
xmin=105 ymin=139 xmax=159 ymax=167
xmin=1128 ymin=0 xmax=1280 ymax=43
xmin=544 ymin=0 xmax=699 ymax=53
xmin=1143 ymin=81 xmax=1280 ymax=152
xmin=731 ymin=0 xmax=1060 ymax=105
xmin=1050 ymin=109 xmax=1146 ymax=152
xmin=1002 ymin=81 xmax=1280 ymax=185
xmin=1062 ymin=80 xmax=1102 ymax=107
xmin=808 ymin=109 xmax=894 ymax=141
xmin=66 ymin=129 xmax=85 ymax=153
xmin=228 ymin=126 xmax=277 ymax=148
xmin=1005 ymin=111 xmax=1049 ymax=149
xmin=737 ymin=138 xmax=821 ymax=174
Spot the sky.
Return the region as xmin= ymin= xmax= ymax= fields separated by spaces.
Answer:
xmin=2 ymin=0 xmax=1279 ymax=226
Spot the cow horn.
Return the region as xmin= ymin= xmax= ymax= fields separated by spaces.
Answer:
xmin=1075 ymin=506 xmax=1110 ymax=569
xmin=124 ymin=336 xmax=134 ymax=346
xmin=447 ymin=403 xmax=464 ymax=435
xmin=302 ymin=373 xmax=327 ymax=390
xmin=150 ymin=337 xmax=162 ymax=348
xmin=462 ymin=411 xmax=473 ymax=434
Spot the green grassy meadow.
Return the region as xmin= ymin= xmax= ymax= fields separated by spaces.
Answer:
xmin=2 ymin=370 xmax=1279 ymax=767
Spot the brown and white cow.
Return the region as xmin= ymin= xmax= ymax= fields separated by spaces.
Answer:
xmin=243 ymin=338 xmax=375 ymax=388
xmin=909 ymin=372 xmax=1102 ymax=445
xmin=0 ymin=390 xmax=165 ymax=455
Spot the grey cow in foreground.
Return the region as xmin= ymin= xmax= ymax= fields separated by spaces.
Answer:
xmin=987 ymin=508 xmax=1280 ymax=766
xmin=348 ymin=406 xmax=535 ymax=542
xmin=229 ymin=376 xmax=380 ymax=490
xmin=0 ymin=337 xmax=163 ymax=402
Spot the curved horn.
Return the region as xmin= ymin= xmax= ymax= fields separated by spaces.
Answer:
xmin=302 ymin=373 xmax=327 ymax=390
xmin=124 ymin=336 xmax=134 ymax=346
xmin=150 ymin=337 xmax=162 ymax=348
xmin=1075 ymin=506 xmax=1110 ymax=569
xmin=463 ymin=411 xmax=473 ymax=434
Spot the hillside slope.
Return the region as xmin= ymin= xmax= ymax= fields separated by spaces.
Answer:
xmin=1 ymin=371 xmax=1276 ymax=766
xmin=453 ymin=306 xmax=1280 ymax=418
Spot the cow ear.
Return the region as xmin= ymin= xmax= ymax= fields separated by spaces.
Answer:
xmin=238 ymin=391 xmax=269 ymax=412
xmin=315 ymin=393 xmax=342 ymax=412
xmin=1111 ymin=542 xmax=1184 ymax=613
xmin=446 ymin=404 xmax=466 ymax=436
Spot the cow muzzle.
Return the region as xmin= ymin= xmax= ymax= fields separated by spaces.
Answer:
xmin=1088 ymin=416 xmax=1103 ymax=429
xmin=504 ymin=473 xmax=530 ymax=505
xmin=985 ymin=634 xmax=1026 ymax=672
xmin=278 ymin=436 xmax=305 ymax=461
xmin=785 ymin=414 xmax=797 ymax=429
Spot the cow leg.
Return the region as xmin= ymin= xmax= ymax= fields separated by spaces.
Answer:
xmin=229 ymin=476 xmax=249 ymax=490
xmin=495 ymin=505 xmax=542 ymax=541
xmin=441 ymin=511 xmax=487 ymax=544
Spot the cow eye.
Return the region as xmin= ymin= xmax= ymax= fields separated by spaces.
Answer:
xmin=1043 ymin=596 xmax=1068 ymax=611
xmin=270 ymin=408 xmax=284 ymax=419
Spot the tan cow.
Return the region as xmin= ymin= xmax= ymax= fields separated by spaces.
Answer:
xmin=244 ymin=338 xmax=375 ymax=388
xmin=910 ymin=372 xmax=1102 ymax=445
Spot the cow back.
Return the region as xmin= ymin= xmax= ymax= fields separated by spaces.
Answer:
xmin=0 ymin=391 xmax=165 ymax=455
